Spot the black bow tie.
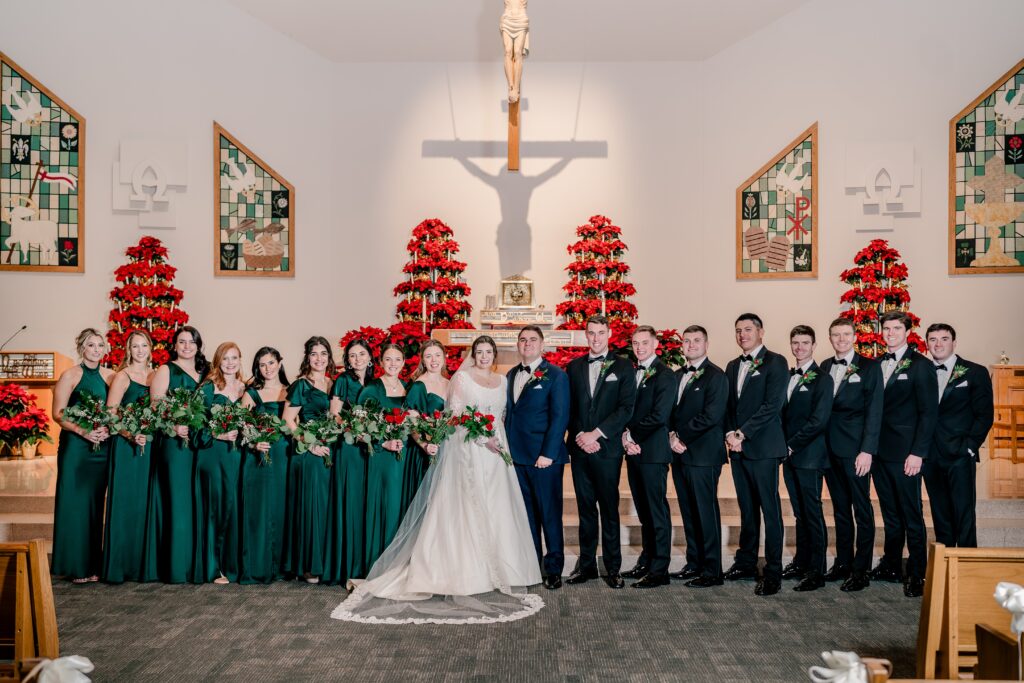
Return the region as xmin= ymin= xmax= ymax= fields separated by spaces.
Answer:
xmin=934 ymin=363 xmax=947 ymax=371
xmin=833 ymin=358 xmax=848 ymax=366
xmin=588 ymin=355 xmax=606 ymax=364
xmin=790 ymin=368 xmax=804 ymax=376
xmin=882 ymin=352 xmax=897 ymax=362
xmin=740 ymin=355 xmax=754 ymax=363
xmin=517 ymin=364 xmax=530 ymax=374
xmin=681 ymin=364 xmax=693 ymax=374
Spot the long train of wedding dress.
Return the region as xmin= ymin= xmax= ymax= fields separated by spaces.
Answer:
xmin=330 ymin=371 xmax=543 ymax=624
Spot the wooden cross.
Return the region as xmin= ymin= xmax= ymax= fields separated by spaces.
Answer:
xmin=508 ymin=101 xmax=520 ymax=172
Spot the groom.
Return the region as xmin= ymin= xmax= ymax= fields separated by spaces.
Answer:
xmin=505 ymin=325 xmax=571 ymax=590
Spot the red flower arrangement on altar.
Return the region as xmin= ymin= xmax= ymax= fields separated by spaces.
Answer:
xmin=0 ymin=383 xmax=52 ymax=450
xmin=838 ymin=239 xmax=925 ymax=358
xmin=105 ymin=236 xmax=189 ymax=367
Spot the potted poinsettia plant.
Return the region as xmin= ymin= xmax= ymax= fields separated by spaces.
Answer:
xmin=0 ymin=383 xmax=53 ymax=458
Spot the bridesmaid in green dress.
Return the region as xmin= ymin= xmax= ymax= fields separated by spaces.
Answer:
xmin=360 ymin=344 xmax=409 ymax=569
xmin=145 ymin=325 xmax=209 ymax=583
xmin=401 ymin=340 xmax=450 ymax=515
xmin=102 ymin=330 xmax=156 ymax=583
xmin=192 ymin=342 xmax=245 ymax=584
xmin=323 ymin=338 xmax=374 ymax=584
xmin=283 ymin=336 xmax=335 ymax=584
xmin=51 ymin=328 xmax=114 ymax=583
xmin=238 ymin=347 xmax=290 ymax=584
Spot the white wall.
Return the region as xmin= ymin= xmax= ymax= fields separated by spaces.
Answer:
xmin=0 ymin=0 xmax=1021 ymax=371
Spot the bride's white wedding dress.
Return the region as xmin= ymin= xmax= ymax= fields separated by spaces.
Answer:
xmin=331 ymin=370 xmax=543 ymax=624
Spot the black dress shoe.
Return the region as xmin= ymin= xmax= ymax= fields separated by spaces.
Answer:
xmin=823 ymin=563 xmax=851 ymax=582
xmin=566 ymin=568 xmax=599 ymax=585
xmin=903 ymin=577 xmax=924 ymax=598
xmin=669 ymin=567 xmax=701 ymax=581
xmin=632 ymin=574 xmax=670 ymax=589
xmin=868 ymin=563 xmax=902 ymax=583
xmin=840 ymin=572 xmax=870 ymax=592
xmin=621 ymin=565 xmax=649 ymax=580
xmin=723 ymin=565 xmax=758 ymax=581
xmin=781 ymin=562 xmax=805 ymax=580
xmin=685 ymin=575 xmax=724 ymax=588
xmin=754 ymin=578 xmax=781 ymax=596
xmin=793 ymin=573 xmax=825 ymax=592
xmin=603 ymin=573 xmax=625 ymax=589
xmin=543 ymin=574 xmax=562 ymax=590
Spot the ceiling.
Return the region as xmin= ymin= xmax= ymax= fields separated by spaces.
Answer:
xmin=227 ymin=0 xmax=809 ymax=62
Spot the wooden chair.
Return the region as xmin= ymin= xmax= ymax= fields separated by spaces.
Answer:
xmin=0 ymin=541 xmax=58 ymax=664
xmin=987 ymin=405 xmax=1023 ymax=496
xmin=917 ymin=543 xmax=1024 ymax=679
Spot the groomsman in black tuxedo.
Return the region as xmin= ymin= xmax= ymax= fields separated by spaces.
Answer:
xmin=781 ymin=325 xmax=834 ymax=592
xmin=820 ymin=317 xmax=883 ymax=593
xmin=565 ymin=315 xmax=637 ymax=590
xmin=723 ymin=313 xmax=788 ymax=596
xmin=621 ymin=326 xmax=676 ymax=588
xmin=668 ymin=325 xmax=728 ymax=587
xmin=871 ymin=311 xmax=937 ymax=598
xmin=923 ymin=323 xmax=994 ymax=548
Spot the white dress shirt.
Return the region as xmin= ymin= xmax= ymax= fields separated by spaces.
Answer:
xmin=737 ymin=345 xmax=764 ymax=398
xmin=830 ymin=350 xmax=855 ymax=395
xmin=588 ymin=352 xmax=608 ymax=396
xmin=934 ymin=353 xmax=957 ymax=402
xmin=513 ymin=357 xmax=542 ymax=403
xmin=787 ymin=360 xmax=814 ymax=401
xmin=881 ymin=344 xmax=908 ymax=385
xmin=677 ymin=356 xmax=706 ymax=404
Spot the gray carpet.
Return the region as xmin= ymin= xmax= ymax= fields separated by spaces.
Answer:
xmin=53 ymin=579 xmax=919 ymax=682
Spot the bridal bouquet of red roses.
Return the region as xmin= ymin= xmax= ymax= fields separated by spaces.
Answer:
xmin=61 ymin=392 xmax=115 ymax=452
xmin=457 ymin=407 xmax=512 ymax=466
xmin=413 ymin=409 xmax=458 ymax=463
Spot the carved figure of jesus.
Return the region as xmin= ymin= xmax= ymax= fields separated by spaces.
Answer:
xmin=500 ymin=0 xmax=529 ymax=103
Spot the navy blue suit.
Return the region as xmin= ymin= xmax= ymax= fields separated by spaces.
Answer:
xmin=505 ymin=359 xmax=570 ymax=577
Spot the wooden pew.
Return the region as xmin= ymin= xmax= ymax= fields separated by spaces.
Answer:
xmin=975 ymin=623 xmax=1022 ymax=681
xmin=0 ymin=541 xmax=58 ymax=664
xmin=916 ymin=543 xmax=1024 ymax=679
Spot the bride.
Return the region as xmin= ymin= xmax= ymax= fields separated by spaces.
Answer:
xmin=331 ymin=335 xmax=543 ymax=624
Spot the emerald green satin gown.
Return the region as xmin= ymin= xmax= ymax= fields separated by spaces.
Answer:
xmin=322 ymin=372 xmax=367 ymax=584
xmin=238 ymin=388 xmax=288 ymax=584
xmin=192 ymin=383 xmax=242 ymax=583
xmin=142 ymin=362 xmax=198 ymax=583
xmin=359 ymin=379 xmax=408 ymax=570
xmin=284 ymin=378 xmax=331 ymax=578
xmin=102 ymin=378 xmax=152 ymax=583
xmin=52 ymin=364 xmax=109 ymax=579
xmin=400 ymin=381 xmax=445 ymax=516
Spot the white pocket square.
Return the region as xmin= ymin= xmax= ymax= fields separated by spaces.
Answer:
xmin=955 ymin=380 xmax=968 ymax=388
xmin=751 ymin=371 xmax=761 ymax=377
xmin=694 ymin=387 xmax=701 ymax=392
xmin=799 ymin=385 xmax=809 ymax=392
xmin=532 ymin=384 xmax=543 ymax=390
xmin=605 ymin=374 xmax=618 ymax=382
xmin=897 ymin=375 xmax=909 ymax=381
xmin=848 ymin=375 xmax=861 ymax=383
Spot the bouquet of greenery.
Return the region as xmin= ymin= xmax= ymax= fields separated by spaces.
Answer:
xmin=61 ymin=391 xmax=115 ymax=452
xmin=413 ymin=409 xmax=458 ymax=464
xmin=290 ymin=412 xmax=344 ymax=466
xmin=457 ymin=406 xmax=511 ymax=465
xmin=241 ymin=411 xmax=287 ymax=465
xmin=340 ymin=400 xmax=385 ymax=447
xmin=208 ymin=401 xmax=250 ymax=451
xmin=113 ymin=396 xmax=158 ymax=456
xmin=152 ymin=388 xmax=206 ymax=443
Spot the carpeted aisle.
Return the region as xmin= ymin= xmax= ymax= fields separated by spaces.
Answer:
xmin=53 ymin=580 xmax=918 ymax=681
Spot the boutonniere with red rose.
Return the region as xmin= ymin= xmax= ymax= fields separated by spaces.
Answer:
xmin=950 ymin=364 xmax=968 ymax=382
xmin=599 ymin=359 xmax=615 ymax=377
xmin=797 ymin=370 xmax=818 ymax=387
xmin=896 ymin=357 xmax=912 ymax=374
xmin=530 ymin=367 xmax=549 ymax=383
xmin=844 ymin=363 xmax=859 ymax=379
xmin=747 ymin=357 xmax=764 ymax=372
xmin=639 ymin=365 xmax=657 ymax=385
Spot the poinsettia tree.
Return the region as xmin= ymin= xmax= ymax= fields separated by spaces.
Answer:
xmin=393 ymin=218 xmax=473 ymax=332
xmin=838 ymin=239 xmax=925 ymax=358
xmin=105 ymin=236 xmax=188 ymax=367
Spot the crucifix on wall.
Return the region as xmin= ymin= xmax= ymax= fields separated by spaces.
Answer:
xmin=500 ymin=0 xmax=528 ymax=171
